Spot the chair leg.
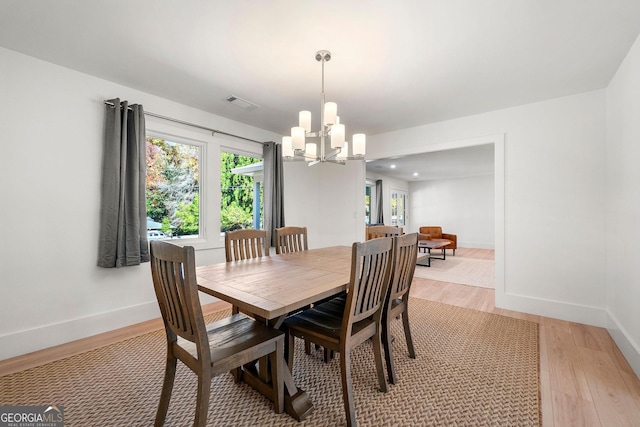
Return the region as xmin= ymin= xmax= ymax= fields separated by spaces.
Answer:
xmin=154 ymin=354 xmax=177 ymax=427
xmin=339 ymin=349 xmax=357 ymax=427
xmin=323 ymin=348 xmax=335 ymax=363
xmin=372 ymin=330 xmax=388 ymax=392
xmin=382 ymin=315 xmax=397 ymax=385
xmin=304 ymin=339 xmax=312 ymax=355
xmin=402 ymin=309 xmax=416 ymax=359
xmin=194 ymin=372 xmax=211 ymax=427
xmin=270 ymin=340 xmax=285 ymax=414
xmin=231 ymin=367 xmax=241 ymax=383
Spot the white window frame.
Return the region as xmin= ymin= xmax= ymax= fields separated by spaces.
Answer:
xmin=390 ymin=188 xmax=408 ymax=227
xmin=145 ymin=118 xmax=263 ymax=251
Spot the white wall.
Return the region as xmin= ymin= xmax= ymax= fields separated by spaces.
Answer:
xmin=284 ymin=161 xmax=365 ymax=248
xmin=606 ymin=34 xmax=640 ymax=376
xmin=0 ymin=47 xmax=280 ymax=360
xmin=409 ymin=175 xmax=495 ymax=248
xmin=368 ymin=90 xmax=608 ymax=330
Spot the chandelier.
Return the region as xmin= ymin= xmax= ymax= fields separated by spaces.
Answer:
xmin=282 ymin=50 xmax=366 ymax=165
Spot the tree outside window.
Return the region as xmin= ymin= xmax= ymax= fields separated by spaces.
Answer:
xmin=220 ymin=152 xmax=262 ymax=232
xmin=146 ymin=137 xmax=200 ymax=238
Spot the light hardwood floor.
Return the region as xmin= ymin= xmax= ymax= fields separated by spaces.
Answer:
xmin=411 ymin=248 xmax=640 ymax=426
xmin=1 ymin=248 xmax=639 ymax=426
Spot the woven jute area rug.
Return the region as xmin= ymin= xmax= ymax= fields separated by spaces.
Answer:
xmin=413 ymin=256 xmax=495 ymax=289
xmin=0 ymin=299 xmax=539 ymax=426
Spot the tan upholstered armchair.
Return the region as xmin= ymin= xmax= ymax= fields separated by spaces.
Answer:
xmin=418 ymin=226 xmax=457 ymax=255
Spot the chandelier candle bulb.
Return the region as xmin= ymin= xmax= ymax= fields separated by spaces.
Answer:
xmin=324 ymin=102 xmax=337 ymax=126
xmin=353 ymin=133 xmax=366 ymax=156
xmin=282 ymin=136 xmax=294 ymax=157
xmin=292 ymin=126 xmax=306 ymax=151
xmin=299 ymin=111 xmax=311 ymax=132
xmin=331 ymin=123 xmax=345 ymax=148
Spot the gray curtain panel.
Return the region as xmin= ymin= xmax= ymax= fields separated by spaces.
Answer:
xmin=376 ymin=179 xmax=384 ymax=224
xmin=263 ymin=141 xmax=285 ymax=247
xmin=98 ymin=98 xmax=149 ymax=268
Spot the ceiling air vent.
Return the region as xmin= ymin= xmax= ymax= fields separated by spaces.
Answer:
xmin=225 ymin=95 xmax=259 ymax=111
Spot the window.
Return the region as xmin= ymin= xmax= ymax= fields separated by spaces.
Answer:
xmin=146 ymin=136 xmax=200 ymax=239
xmin=145 ymin=119 xmax=264 ymax=247
xmin=220 ymin=151 xmax=263 ymax=232
xmin=390 ymin=189 xmax=407 ymax=227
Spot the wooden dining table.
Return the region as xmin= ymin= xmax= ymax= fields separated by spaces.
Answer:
xmin=196 ymin=245 xmax=353 ymax=421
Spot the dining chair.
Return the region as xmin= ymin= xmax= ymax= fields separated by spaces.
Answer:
xmin=274 ymin=225 xmax=318 ymax=354
xmin=225 ymin=229 xmax=269 ymax=315
xmin=366 ymin=225 xmax=402 ymax=240
xmin=283 ymin=237 xmax=394 ymax=427
xmin=382 ymin=232 xmax=419 ymax=384
xmin=224 ymin=229 xmax=269 ymax=262
xmin=274 ymin=226 xmax=308 ymax=254
xmin=149 ymin=240 xmax=284 ymax=427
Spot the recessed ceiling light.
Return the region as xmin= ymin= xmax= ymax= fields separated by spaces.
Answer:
xmin=413 ymin=172 xmax=419 ymax=176
xmin=390 ymin=164 xmax=396 ymax=169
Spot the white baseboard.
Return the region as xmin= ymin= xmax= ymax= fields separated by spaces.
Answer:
xmin=459 ymin=241 xmax=495 ymax=249
xmin=606 ymin=310 xmax=640 ymax=378
xmin=497 ymin=293 xmax=640 ymax=378
xmin=0 ymin=301 xmax=160 ymax=361
xmin=496 ymin=292 xmax=609 ymax=327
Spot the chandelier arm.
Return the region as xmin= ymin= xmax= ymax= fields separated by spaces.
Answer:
xmin=324 ymin=148 xmax=341 ymax=160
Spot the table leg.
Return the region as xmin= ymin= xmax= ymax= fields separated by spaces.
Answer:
xmin=283 ymin=367 xmax=314 ymax=420
xmin=238 ymin=362 xmax=314 ymax=420
xmin=270 ymin=315 xmax=314 ymax=420
xmin=235 ymin=314 xmax=314 ymax=421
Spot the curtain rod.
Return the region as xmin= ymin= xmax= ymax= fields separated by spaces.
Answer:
xmin=103 ymin=100 xmax=269 ymax=146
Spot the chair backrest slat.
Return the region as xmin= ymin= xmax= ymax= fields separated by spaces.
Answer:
xmin=225 ymin=229 xmax=270 ymax=262
xmin=345 ymin=237 xmax=393 ymax=327
xmin=150 ymin=241 xmax=207 ymax=348
xmin=389 ymin=233 xmax=419 ymax=302
xmin=161 ymin=260 xmax=185 ymax=333
xmin=274 ymin=226 xmax=308 ymax=254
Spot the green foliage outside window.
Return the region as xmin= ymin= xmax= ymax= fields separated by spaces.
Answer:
xmin=220 ymin=152 xmax=262 ymax=232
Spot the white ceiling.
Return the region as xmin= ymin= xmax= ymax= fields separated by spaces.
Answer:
xmin=367 ymin=144 xmax=495 ymax=182
xmin=2 ymin=1 xmax=640 ymax=180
